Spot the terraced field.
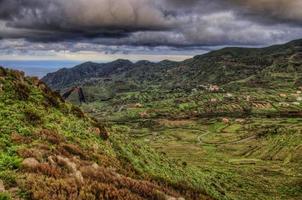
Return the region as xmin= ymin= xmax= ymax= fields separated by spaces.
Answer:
xmin=78 ymin=87 xmax=302 ymax=200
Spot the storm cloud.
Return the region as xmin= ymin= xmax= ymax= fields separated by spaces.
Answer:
xmin=227 ymin=0 xmax=302 ymax=24
xmin=0 ymin=0 xmax=301 ymax=57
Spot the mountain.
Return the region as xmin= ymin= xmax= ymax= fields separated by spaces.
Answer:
xmin=42 ymin=39 xmax=302 ymax=92
xmin=42 ymin=59 xmax=134 ymax=90
xmin=0 ymin=67 xmax=214 ymax=200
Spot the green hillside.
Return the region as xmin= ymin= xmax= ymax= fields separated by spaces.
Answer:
xmin=0 ymin=67 xmax=221 ymax=200
xmin=40 ymin=39 xmax=302 ymax=199
xmin=42 ymin=39 xmax=302 ymax=94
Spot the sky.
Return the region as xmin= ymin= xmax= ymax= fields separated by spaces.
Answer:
xmin=0 ymin=0 xmax=302 ymax=63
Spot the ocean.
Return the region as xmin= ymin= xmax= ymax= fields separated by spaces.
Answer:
xmin=0 ymin=60 xmax=81 ymax=78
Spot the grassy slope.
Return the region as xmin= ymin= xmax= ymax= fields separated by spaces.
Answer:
xmin=75 ymin=40 xmax=302 ymax=199
xmin=0 ymin=67 xmax=218 ymax=200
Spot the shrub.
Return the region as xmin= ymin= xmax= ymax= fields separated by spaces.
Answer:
xmin=0 ymin=170 xmax=17 ymax=188
xmin=0 ymin=153 xmax=22 ymax=171
xmin=14 ymin=82 xmax=30 ymax=101
xmin=0 ymin=193 xmax=11 ymax=200
xmin=10 ymin=132 xmax=32 ymax=144
xmin=71 ymin=106 xmax=85 ymax=118
xmin=37 ymin=129 xmax=64 ymax=144
xmin=60 ymin=144 xmax=86 ymax=159
xmin=24 ymin=109 xmax=42 ymax=125
xmin=0 ymin=67 xmax=7 ymax=77
xmin=43 ymin=93 xmax=61 ymax=108
xmin=24 ymin=163 xmax=62 ymax=178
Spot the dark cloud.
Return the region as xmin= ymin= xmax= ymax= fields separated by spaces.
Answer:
xmin=226 ymin=0 xmax=302 ymax=25
xmin=0 ymin=0 xmax=301 ymax=55
xmin=0 ymin=0 xmax=173 ymax=36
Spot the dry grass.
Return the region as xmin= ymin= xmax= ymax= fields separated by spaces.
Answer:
xmin=60 ymin=143 xmax=87 ymax=160
xmin=36 ymin=129 xmax=65 ymax=144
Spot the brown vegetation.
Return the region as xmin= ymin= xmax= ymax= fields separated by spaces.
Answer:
xmin=14 ymin=82 xmax=30 ymax=100
xmin=17 ymin=152 xmax=185 ymax=200
xmin=36 ymin=129 xmax=65 ymax=144
xmin=24 ymin=109 xmax=43 ymax=125
xmin=71 ymin=105 xmax=86 ymax=118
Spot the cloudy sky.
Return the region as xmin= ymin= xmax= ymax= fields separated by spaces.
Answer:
xmin=0 ymin=0 xmax=302 ymax=62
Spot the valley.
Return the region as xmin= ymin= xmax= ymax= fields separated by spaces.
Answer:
xmin=80 ymin=87 xmax=302 ymax=200
xmin=42 ymin=39 xmax=302 ymax=199
xmin=0 ymin=39 xmax=301 ymax=200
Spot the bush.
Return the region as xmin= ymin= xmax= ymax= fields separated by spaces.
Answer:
xmin=0 ymin=193 xmax=11 ymax=200
xmin=60 ymin=143 xmax=86 ymax=159
xmin=24 ymin=163 xmax=62 ymax=178
xmin=71 ymin=106 xmax=85 ymax=118
xmin=0 ymin=153 xmax=22 ymax=171
xmin=43 ymin=93 xmax=61 ymax=108
xmin=24 ymin=109 xmax=42 ymax=125
xmin=0 ymin=171 xmax=17 ymax=188
xmin=0 ymin=67 xmax=7 ymax=77
xmin=37 ymin=129 xmax=64 ymax=144
xmin=14 ymin=82 xmax=30 ymax=101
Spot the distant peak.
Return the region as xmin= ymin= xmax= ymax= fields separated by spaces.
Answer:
xmin=159 ymin=59 xmax=177 ymax=64
xmin=111 ymin=59 xmax=132 ymax=65
xmin=135 ymin=60 xmax=153 ymax=65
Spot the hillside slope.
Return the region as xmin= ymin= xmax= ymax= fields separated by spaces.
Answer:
xmin=42 ymin=39 xmax=302 ymax=92
xmin=0 ymin=67 xmax=217 ymax=200
xmin=41 ymin=39 xmax=302 ymax=200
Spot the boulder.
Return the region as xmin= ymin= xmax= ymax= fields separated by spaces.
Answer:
xmin=235 ymin=119 xmax=245 ymax=123
xmin=75 ymin=171 xmax=84 ymax=184
xmin=56 ymin=156 xmax=84 ymax=184
xmin=21 ymin=158 xmax=39 ymax=169
xmin=91 ymin=163 xmax=99 ymax=169
xmin=56 ymin=156 xmax=77 ymax=173
xmin=90 ymin=127 xmax=101 ymax=137
xmin=222 ymin=118 xmax=230 ymax=124
xmin=139 ymin=111 xmax=149 ymax=118
xmin=164 ymin=195 xmax=185 ymax=200
xmin=0 ymin=179 xmax=5 ymax=192
xmin=135 ymin=103 xmax=143 ymax=108
xmin=210 ymin=98 xmax=217 ymax=102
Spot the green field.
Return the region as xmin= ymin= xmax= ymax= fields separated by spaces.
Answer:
xmin=78 ymin=85 xmax=302 ymax=200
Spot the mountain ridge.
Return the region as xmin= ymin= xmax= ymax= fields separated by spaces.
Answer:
xmin=42 ymin=38 xmax=302 ymax=91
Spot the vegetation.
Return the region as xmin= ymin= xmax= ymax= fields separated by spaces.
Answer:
xmin=1 ymin=39 xmax=302 ymax=199
xmin=0 ymin=67 xmax=212 ymax=199
xmin=43 ymin=39 xmax=302 ymax=199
